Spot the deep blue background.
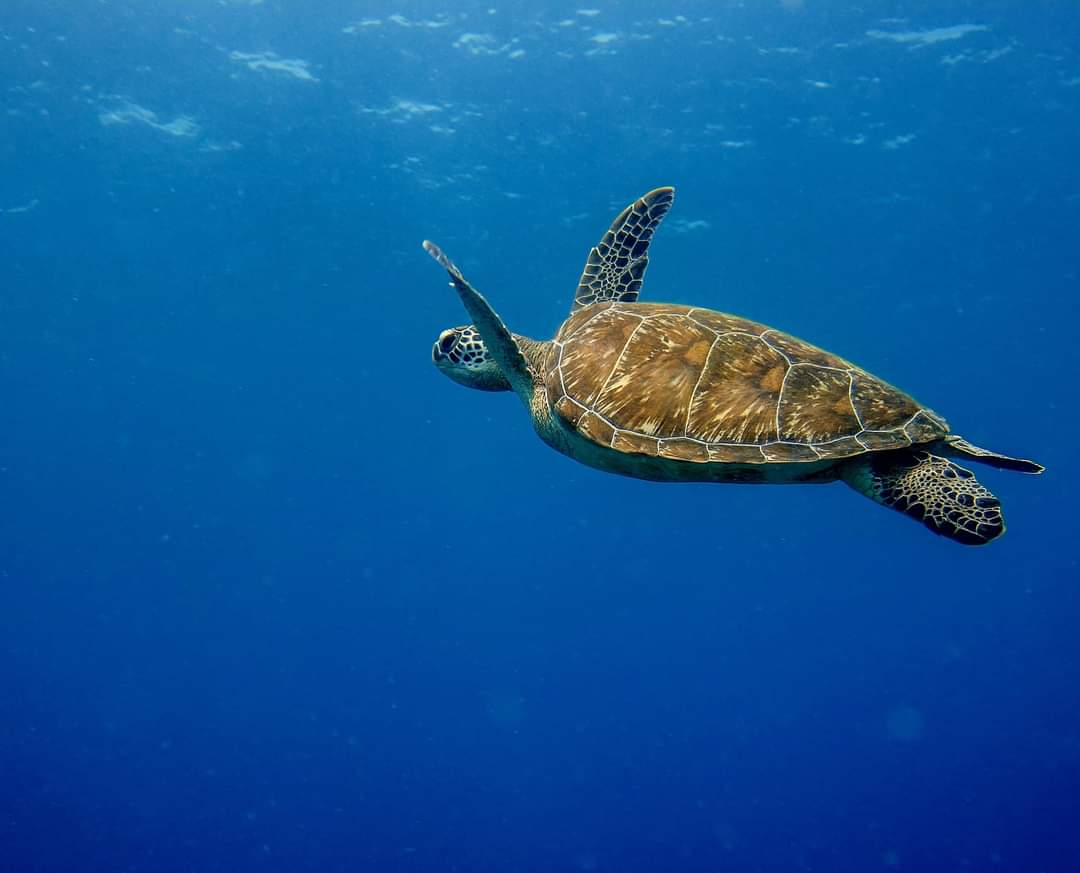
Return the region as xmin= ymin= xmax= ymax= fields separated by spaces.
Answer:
xmin=2 ymin=2 xmax=1078 ymax=871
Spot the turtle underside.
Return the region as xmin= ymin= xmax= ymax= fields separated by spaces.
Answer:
xmin=545 ymin=302 xmax=948 ymax=465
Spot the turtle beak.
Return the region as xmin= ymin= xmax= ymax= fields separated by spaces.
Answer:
xmin=432 ymin=329 xmax=458 ymax=363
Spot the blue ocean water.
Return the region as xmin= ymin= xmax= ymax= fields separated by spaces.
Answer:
xmin=2 ymin=1 xmax=1078 ymax=870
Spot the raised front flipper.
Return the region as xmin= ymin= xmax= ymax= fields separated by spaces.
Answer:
xmin=842 ymin=451 xmax=1005 ymax=545
xmin=573 ymin=187 xmax=674 ymax=311
xmin=423 ymin=240 xmax=535 ymax=402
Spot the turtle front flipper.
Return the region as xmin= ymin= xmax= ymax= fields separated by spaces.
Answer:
xmin=423 ymin=240 xmax=535 ymax=401
xmin=842 ymin=451 xmax=1005 ymax=545
xmin=572 ymin=186 xmax=674 ymax=311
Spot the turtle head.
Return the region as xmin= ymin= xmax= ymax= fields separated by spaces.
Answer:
xmin=432 ymin=325 xmax=512 ymax=392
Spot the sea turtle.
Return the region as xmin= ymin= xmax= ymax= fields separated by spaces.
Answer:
xmin=425 ymin=187 xmax=1042 ymax=545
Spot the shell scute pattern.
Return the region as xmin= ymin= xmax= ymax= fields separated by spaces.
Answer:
xmin=548 ymin=303 xmax=947 ymax=464
xmin=558 ymin=301 xmax=614 ymax=341
xmin=591 ymin=313 xmax=712 ymax=438
xmin=552 ymin=306 xmax=641 ymax=408
xmin=761 ymin=442 xmax=822 ymax=463
xmin=777 ymin=366 xmax=859 ymax=443
xmin=578 ymin=411 xmax=617 ymax=446
xmin=850 ymin=373 xmax=920 ymax=430
xmin=687 ymin=333 xmax=784 ymax=444
xmin=708 ymin=443 xmax=769 ymax=464
xmin=612 ymin=430 xmax=660 ymax=456
xmin=687 ymin=309 xmax=768 ymax=337
xmin=554 ymin=394 xmax=587 ymax=428
xmin=905 ymin=411 xmax=948 ymax=444
xmin=658 ymin=437 xmax=710 ymax=463
xmin=813 ymin=436 xmax=868 ymax=460
xmin=762 ymin=330 xmax=853 ymax=370
xmin=858 ymin=431 xmax=909 ymax=451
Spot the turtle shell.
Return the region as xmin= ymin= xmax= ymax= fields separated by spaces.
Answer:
xmin=544 ymin=302 xmax=947 ymax=464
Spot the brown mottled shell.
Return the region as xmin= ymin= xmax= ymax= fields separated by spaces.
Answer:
xmin=545 ymin=302 xmax=947 ymax=464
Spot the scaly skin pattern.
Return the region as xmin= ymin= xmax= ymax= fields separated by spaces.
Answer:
xmin=842 ymin=451 xmax=1005 ymax=545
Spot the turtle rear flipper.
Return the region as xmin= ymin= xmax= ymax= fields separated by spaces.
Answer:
xmin=941 ymin=435 xmax=1044 ymax=474
xmin=843 ymin=451 xmax=1005 ymax=545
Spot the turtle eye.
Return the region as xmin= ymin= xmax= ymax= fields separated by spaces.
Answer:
xmin=438 ymin=333 xmax=458 ymax=355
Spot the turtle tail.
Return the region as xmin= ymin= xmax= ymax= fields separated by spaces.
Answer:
xmin=940 ymin=435 xmax=1044 ymax=474
xmin=842 ymin=450 xmax=1006 ymax=546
